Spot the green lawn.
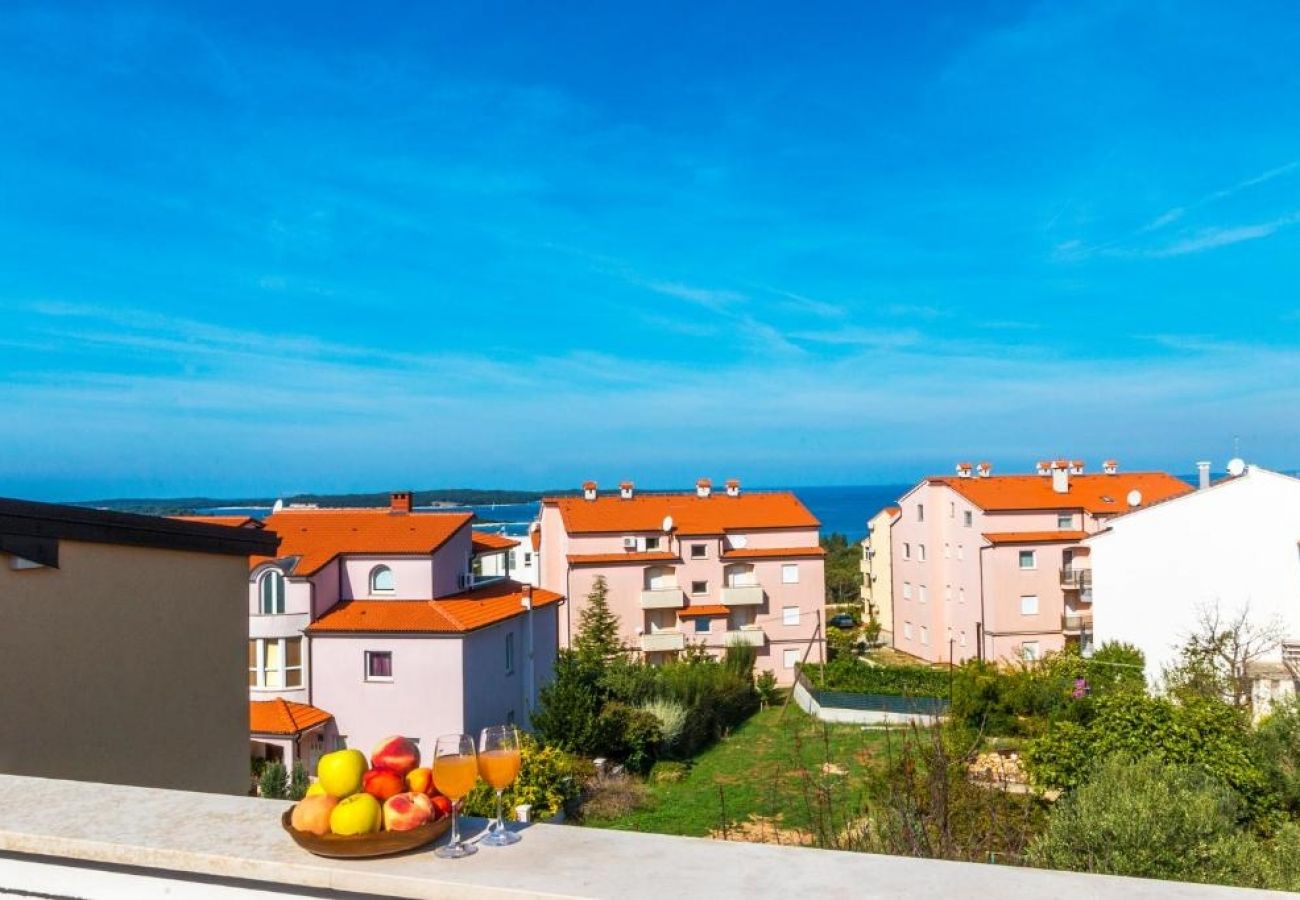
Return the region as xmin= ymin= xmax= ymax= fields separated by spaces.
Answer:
xmin=579 ymin=704 xmax=896 ymax=840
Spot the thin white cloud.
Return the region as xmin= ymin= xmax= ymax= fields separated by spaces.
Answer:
xmin=646 ymin=281 xmax=747 ymax=310
xmin=1146 ymin=212 xmax=1300 ymax=258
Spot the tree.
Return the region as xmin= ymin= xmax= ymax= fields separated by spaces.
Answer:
xmin=1254 ymin=695 xmax=1300 ymax=815
xmin=258 ymin=760 xmax=288 ymax=799
xmin=820 ymin=533 xmax=862 ymax=606
xmin=1164 ymin=602 xmax=1283 ymax=709
xmin=573 ymin=576 xmax=624 ymax=664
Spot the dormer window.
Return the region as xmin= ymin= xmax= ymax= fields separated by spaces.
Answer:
xmin=259 ymin=570 xmax=285 ymax=615
xmin=370 ymin=565 xmax=395 ymax=594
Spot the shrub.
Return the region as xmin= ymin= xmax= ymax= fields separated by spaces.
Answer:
xmin=288 ymin=762 xmax=309 ymax=800
xmin=1028 ymin=754 xmax=1266 ymax=887
xmin=1254 ymin=695 xmax=1300 ymax=816
xmin=258 ymin=760 xmax=288 ymax=799
xmin=462 ymin=734 xmax=579 ymax=821
xmin=826 ymin=628 xmax=858 ymax=661
xmin=640 ymin=698 xmax=688 ymax=754
xmin=802 ymin=658 xmax=948 ymax=698
xmin=755 ymin=670 xmax=780 ymax=707
xmin=532 ymin=651 xmax=605 ymax=755
xmin=649 ymin=760 xmax=690 ymax=784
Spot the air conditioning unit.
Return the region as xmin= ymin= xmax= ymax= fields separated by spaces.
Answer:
xmin=622 ymin=536 xmax=637 ymax=550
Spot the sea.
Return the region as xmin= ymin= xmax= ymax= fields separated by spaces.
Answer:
xmin=200 ymin=484 xmax=909 ymax=542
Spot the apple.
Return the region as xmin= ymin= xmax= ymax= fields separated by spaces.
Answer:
xmin=290 ymin=794 xmax=338 ymax=836
xmin=329 ymin=792 xmax=382 ymax=835
xmin=304 ymin=781 xmax=327 ymax=798
xmin=362 ymin=767 xmax=405 ymax=803
xmin=428 ymin=793 xmax=452 ymax=819
xmin=405 ymin=766 xmax=434 ymax=796
xmin=383 ymin=791 xmax=433 ymax=832
xmin=317 ymin=748 xmax=367 ymax=798
xmin=370 ymin=735 xmax=420 ymax=777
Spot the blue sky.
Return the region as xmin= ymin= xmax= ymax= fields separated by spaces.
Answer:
xmin=3 ymin=1 xmax=1300 ymax=500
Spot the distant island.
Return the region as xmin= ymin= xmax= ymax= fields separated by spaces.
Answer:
xmin=73 ymin=488 xmax=554 ymax=516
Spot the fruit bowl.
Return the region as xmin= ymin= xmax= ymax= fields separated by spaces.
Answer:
xmin=281 ymin=808 xmax=451 ymax=859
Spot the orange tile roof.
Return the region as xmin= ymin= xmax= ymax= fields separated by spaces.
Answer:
xmin=720 ymin=546 xmax=826 ymax=560
xmin=567 ymin=551 xmax=681 ymax=565
xmin=171 ymin=515 xmax=263 ymax=529
xmin=931 ymin=473 xmax=1192 ymax=514
xmin=249 ymin=699 xmax=333 ymax=736
xmin=677 ymin=604 xmax=730 ymax=618
xmin=983 ymin=530 xmax=1089 ymax=546
xmin=306 ymin=580 xmax=564 ymax=635
xmin=472 ymin=531 xmax=519 ymax=553
xmin=545 ymin=491 xmax=818 ymax=535
xmin=253 ymin=508 xmax=473 ymax=575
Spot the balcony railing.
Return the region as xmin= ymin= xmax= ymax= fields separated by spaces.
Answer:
xmin=724 ymin=626 xmax=766 ymax=647
xmin=639 ymin=587 xmax=685 ymax=609
xmin=721 ymin=584 xmax=764 ymax=606
xmin=1061 ymin=610 xmax=1094 ymax=632
xmin=1059 ymin=567 xmax=1092 ymax=589
xmin=640 ymin=630 xmax=686 ymax=652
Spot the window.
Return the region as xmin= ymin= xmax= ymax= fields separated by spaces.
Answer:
xmin=946 ymin=626 xmax=952 ymax=642
xmin=782 ymin=606 xmax=800 ymax=626
xmin=369 ymin=565 xmax=394 ymax=594
xmin=917 ymin=504 xmax=925 ymax=522
xmin=957 ymin=544 xmax=964 ymax=561
xmin=944 ymin=543 xmax=950 ymax=559
xmin=508 ymin=550 xmax=518 ymax=568
xmin=645 ymin=536 xmax=661 ymax=551
xmin=1057 ymin=512 xmax=1072 ymax=529
xmin=505 ymin=633 xmax=515 ymax=674
xmin=920 ymin=626 xmax=929 ymax=646
xmin=903 ymin=542 xmax=911 ymax=560
xmin=963 ymin=510 xmax=973 ymax=527
xmin=1020 ymin=595 xmax=1039 ymax=615
xmin=918 ymin=544 xmax=927 ymax=562
xmin=945 ymin=585 xmax=952 ymax=602
xmin=523 ymin=552 xmax=533 ymax=566
xmin=918 ymin=584 xmax=929 ymax=603
xmin=365 ymin=651 xmax=393 ymax=682
xmin=1022 ymin=641 xmax=1040 ymax=662
xmin=949 ymin=502 xmax=955 ymax=518
xmin=902 ymin=582 xmax=912 ymax=600
xmin=690 ymin=543 xmax=707 ymax=559
xmin=958 ymin=587 xmax=965 ymax=604
xmin=248 ymin=637 xmax=302 ymax=688
xmin=694 ymin=617 xmax=711 ymax=633
xmin=783 ymin=648 xmax=800 ymax=669
xmin=1019 ymin=550 xmax=1036 ymax=569
xmin=903 ymin=621 xmax=912 ymax=640
xmin=691 ymin=580 xmax=708 ymax=595
xmin=959 ymin=630 xmax=967 ymax=647
xmin=258 ymin=570 xmax=285 ymax=615
xmin=781 ymin=564 xmax=799 ymax=584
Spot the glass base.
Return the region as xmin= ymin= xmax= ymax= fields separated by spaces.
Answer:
xmin=481 ymin=826 xmax=521 ymax=847
xmin=435 ymin=840 xmax=478 ymax=859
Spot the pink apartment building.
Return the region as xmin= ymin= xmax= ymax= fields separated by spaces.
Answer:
xmin=538 ymin=479 xmax=826 ymax=684
xmin=890 ymin=460 xmax=1191 ymax=665
xmin=191 ymin=493 xmax=562 ymax=773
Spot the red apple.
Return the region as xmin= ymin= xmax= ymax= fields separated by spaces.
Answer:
xmin=362 ymin=767 xmax=405 ymax=803
xmin=428 ymin=793 xmax=452 ymax=819
xmin=370 ymin=735 xmax=420 ymax=777
xmin=405 ymin=766 xmax=434 ymax=796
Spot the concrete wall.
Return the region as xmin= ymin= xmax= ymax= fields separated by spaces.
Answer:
xmin=0 ymin=540 xmax=250 ymax=794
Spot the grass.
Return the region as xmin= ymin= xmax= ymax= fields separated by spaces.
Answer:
xmin=578 ymin=703 xmax=895 ymax=839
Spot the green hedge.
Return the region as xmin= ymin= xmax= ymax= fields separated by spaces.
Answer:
xmin=799 ymin=658 xmax=949 ymax=698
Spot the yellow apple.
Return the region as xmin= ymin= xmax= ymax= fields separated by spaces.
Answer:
xmin=329 ymin=792 xmax=382 ymax=835
xmin=317 ymin=748 xmax=367 ymax=798
xmin=305 ymin=781 xmax=327 ymax=797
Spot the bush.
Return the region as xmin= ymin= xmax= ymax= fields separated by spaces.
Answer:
xmin=461 ymin=734 xmax=579 ymax=821
xmin=826 ymin=628 xmax=858 ymax=661
xmin=288 ymin=762 xmax=309 ymax=800
xmin=640 ymin=698 xmax=688 ymax=754
xmin=755 ymin=670 xmax=779 ymax=707
xmin=1028 ymin=754 xmax=1266 ymax=887
xmin=649 ymin=760 xmax=690 ymax=784
xmin=258 ymin=760 xmax=288 ymax=799
xmin=802 ymin=658 xmax=949 ymax=698
xmin=1254 ymin=695 xmax=1300 ymax=816
xmin=532 ymin=651 xmax=606 ymax=755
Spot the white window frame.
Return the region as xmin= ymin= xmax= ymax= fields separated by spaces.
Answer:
xmin=959 ymin=630 xmax=967 ymax=647
xmin=1019 ymin=550 xmax=1037 ymax=570
xmin=781 ymin=564 xmax=799 ymax=584
xmin=918 ymin=584 xmax=928 ymax=603
xmin=903 ymin=542 xmax=911 ymax=560
xmin=645 ymin=536 xmax=661 ymax=552
xmin=958 ymin=587 xmax=965 ymax=604
xmin=918 ymin=544 xmax=927 ymax=562
xmin=1022 ymin=641 xmax=1040 ymax=662
xmin=920 ymin=626 xmax=929 ymax=646
xmin=691 ymin=580 xmax=708 ymax=596
xmin=249 ymin=636 xmax=302 ymax=689
xmin=690 ymin=543 xmax=708 ymax=559
xmin=782 ymin=606 xmax=799 ymax=626
xmin=1057 ymin=512 xmax=1072 ymax=530
xmin=917 ymin=504 xmax=925 ymax=522
xmin=903 ymin=621 xmax=913 ymax=640
xmin=782 ymin=648 xmax=800 ymax=670
xmin=369 ymin=565 xmax=395 ymax=595
xmin=1020 ymin=594 xmax=1039 ymax=616
xmin=902 ymin=581 xmax=912 ymax=601
xmin=364 ymin=650 xmax=394 ymax=683
xmin=963 ymin=510 xmax=973 ymax=527
xmin=957 ymin=544 xmax=964 ymax=561
xmin=258 ymin=570 xmax=286 ymax=615
xmin=944 ymin=585 xmax=952 ymax=602
xmin=944 ymin=543 xmax=950 ymax=559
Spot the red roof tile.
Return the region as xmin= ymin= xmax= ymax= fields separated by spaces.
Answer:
xmin=678 ymin=604 xmax=729 ymax=618
xmin=306 ymin=581 xmax=563 ymax=635
xmin=545 ymin=491 xmax=818 ymax=535
xmin=720 ymin=546 xmax=825 ymax=560
xmin=567 ymin=551 xmax=681 ymax=565
xmin=931 ymin=473 xmax=1191 ymax=514
xmin=249 ymin=699 xmax=333 ymax=736
xmin=472 ymin=531 xmax=519 ymax=553
xmin=254 ymin=508 xmax=472 ymax=575
xmin=982 ymin=530 xmax=1089 ymax=546
xmin=170 ymin=515 xmax=264 ymax=529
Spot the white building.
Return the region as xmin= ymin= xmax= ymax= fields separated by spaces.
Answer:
xmin=1088 ymin=464 xmax=1300 ymax=690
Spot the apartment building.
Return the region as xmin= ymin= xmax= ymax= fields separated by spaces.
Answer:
xmin=537 ymin=479 xmax=826 ymax=683
xmin=891 ymin=460 xmax=1191 ymax=664
xmin=860 ymin=505 xmax=899 ymax=642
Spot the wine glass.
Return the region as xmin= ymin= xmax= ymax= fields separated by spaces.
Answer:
xmin=478 ymin=725 xmax=522 ymax=846
xmin=432 ymin=733 xmax=479 ymax=858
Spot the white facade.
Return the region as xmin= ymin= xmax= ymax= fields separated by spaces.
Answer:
xmin=1088 ymin=466 xmax=1300 ymax=685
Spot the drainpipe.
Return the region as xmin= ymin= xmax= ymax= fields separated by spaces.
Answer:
xmin=521 ymin=586 xmax=535 ymax=726
xmin=977 ymin=546 xmax=988 ymax=662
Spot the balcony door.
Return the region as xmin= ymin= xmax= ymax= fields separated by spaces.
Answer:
xmin=725 ymin=563 xmax=757 ymax=587
xmin=645 ymin=565 xmax=676 ymax=591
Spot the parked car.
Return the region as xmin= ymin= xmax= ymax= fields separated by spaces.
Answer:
xmin=827 ymin=613 xmax=857 ymax=630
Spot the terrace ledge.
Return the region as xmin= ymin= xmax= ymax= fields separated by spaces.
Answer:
xmin=0 ymin=774 xmax=1284 ymax=899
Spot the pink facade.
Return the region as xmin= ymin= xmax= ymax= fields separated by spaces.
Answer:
xmin=538 ymin=484 xmax=826 ymax=684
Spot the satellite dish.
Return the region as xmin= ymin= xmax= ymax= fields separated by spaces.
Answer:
xmin=272 ymin=499 xmax=284 ymax=513
xmin=662 ymin=515 xmax=674 ymax=533
xmin=731 ymin=535 xmax=749 ymax=550
xmin=1126 ymin=490 xmax=1143 ymax=508
xmin=1227 ymin=458 xmax=1246 ymax=477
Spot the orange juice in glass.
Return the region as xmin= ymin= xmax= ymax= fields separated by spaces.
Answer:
xmin=478 ymin=748 xmax=521 ymax=790
xmin=478 ymin=725 xmax=522 ymax=846
xmin=432 ymin=734 xmax=478 ymax=858
xmin=433 ymin=753 xmax=479 ymax=799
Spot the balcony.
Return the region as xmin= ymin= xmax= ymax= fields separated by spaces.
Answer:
xmin=721 ymin=584 xmax=764 ymax=606
xmin=640 ymin=630 xmax=686 ymax=652
xmin=725 ymin=626 xmax=766 ymax=647
xmin=640 ymin=587 xmax=686 ymax=609
xmin=1061 ymin=610 xmax=1094 ymax=632
xmin=1059 ymin=567 xmax=1092 ymax=590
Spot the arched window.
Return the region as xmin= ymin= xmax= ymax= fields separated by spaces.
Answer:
xmin=259 ymin=570 xmax=285 ymax=615
xmin=643 ymin=565 xmax=676 ymax=591
xmin=370 ymin=565 xmax=395 ymax=594
xmin=725 ymin=563 xmax=757 ymax=587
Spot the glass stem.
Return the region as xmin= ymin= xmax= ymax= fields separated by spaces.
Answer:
xmin=451 ymin=799 xmax=461 ymax=846
xmin=495 ymin=788 xmax=504 ymax=832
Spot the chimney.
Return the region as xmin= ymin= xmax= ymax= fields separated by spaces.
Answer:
xmin=1051 ymin=461 xmax=1070 ymax=494
xmin=696 ymin=478 xmax=712 ymax=498
xmin=1197 ymin=461 xmax=1212 ymax=489
xmin=582 ymin=481 xmax=598 ymax=501
xmin=976 ymin=462 xmax=992 ymax=478
xmin=390 ymin=491 xmax=413 ymax=514
xmin=1070 ymin=460 xmax=1085 ymax=475
xmin=955 ymin=462 xmax=973 ymax=479
xmin=619 ymin=481 xmax=634 ymax=500
xmin=520 ymin=583 xmax=533 ymax=609
xmin=725 ymin=478 xmax=741 ymax=497
xmin=1036 ymin=460 xmax=1051 ymax=476
xmin=1103 ymin=459 xmax=1118 ymax=475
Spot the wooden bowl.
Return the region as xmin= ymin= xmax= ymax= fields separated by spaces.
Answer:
xmin=281 ymin=807 xmax=451 ymax=858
